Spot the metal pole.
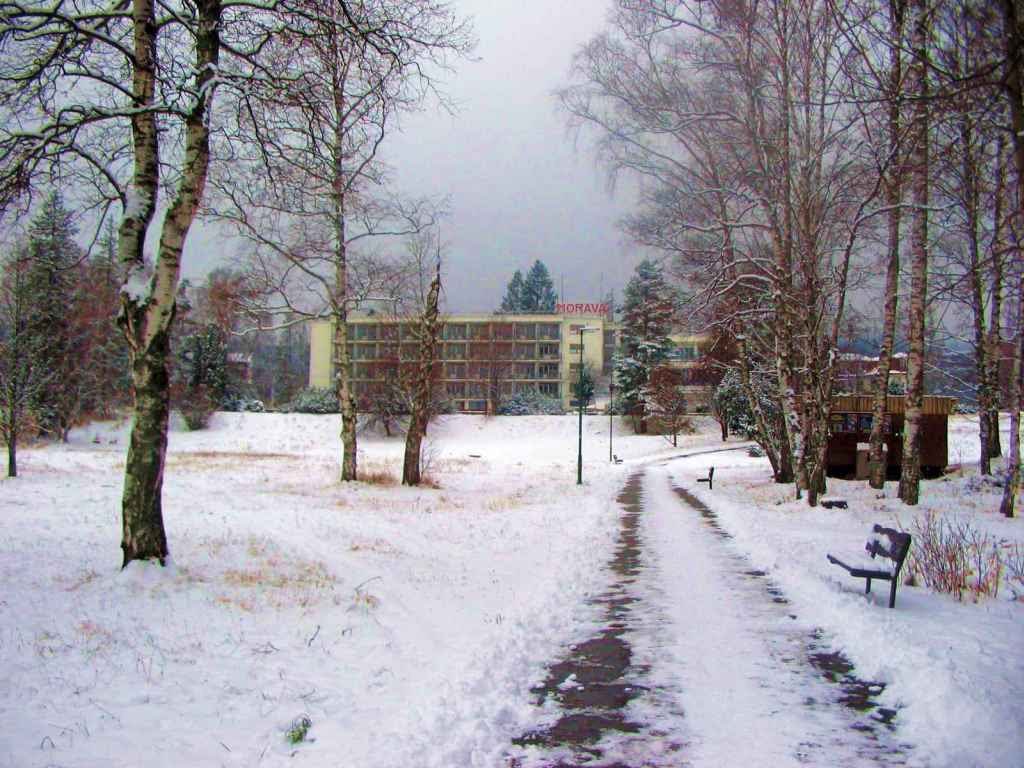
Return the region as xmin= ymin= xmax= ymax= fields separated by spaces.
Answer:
xmin=577 ymin=327 xmax=584 ymax=485
xmin=609 ymin=372 xmax=614 ymax=462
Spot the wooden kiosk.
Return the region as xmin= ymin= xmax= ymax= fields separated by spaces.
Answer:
xmin=826 ymin=395 xmax=958 ymax=480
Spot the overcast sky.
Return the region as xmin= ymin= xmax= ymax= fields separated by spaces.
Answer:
xmin=376 ymin=0 xmax=641 ymax=313
xmin=185 ymin=1 xmax=642 ymax=313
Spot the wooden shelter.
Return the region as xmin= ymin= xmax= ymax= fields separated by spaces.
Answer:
xmin=826 ymin=395 xmax=958 ymax=480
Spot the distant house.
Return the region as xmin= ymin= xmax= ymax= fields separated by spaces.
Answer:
xmin=826 ymin=394 xmax=957 ymax=479
xmin=834 ymin=352 xmax=908 ymax=395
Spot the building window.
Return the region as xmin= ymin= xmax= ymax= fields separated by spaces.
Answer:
xmin=539 ymin=382 xmax=559 ymax=397
xmin=493 ymin=342 xmax=513 ymax=360
xmin=446 ymin=362 xmax=466 ymax=379
xmin=514 ymin=343 xmax=535 ymax=360
xmin=468 ymin=399 xmax=487 ymax=412
xmin=515 ymin=363 xmax=535 ymax=379
xmin=493 ymin=323 xmax=514 ymax=340
xmin=379 ymin=324 xmax=399 ymax=341
xmin=353 ymin=344 xmax=377 ymax=360
xmin=355 ymin=324 xmax=378 ymax=341
xmin=569 ymin=344 xmax=582 ymax=353
xmin=469 ymin=323 xmax=491 ymax=340
xmin=570 ymin=324 xmax=584 ymax=334
xmin=538 ymin=323 xmax=560 ymax=340
xmin=538 ymin=343 xmax=559 ymax=359
xmin=515 ymin=323 xmax=536 ymax=340
xmin=538 ymin=363 xmax=559 ymax=379
xmin=447 ymin=343 xmax=466 ymax=360
xmin=443 ymin=323 xmax=467 ymax=340
xmin=446 ymin=381 xmax=466 ymax=397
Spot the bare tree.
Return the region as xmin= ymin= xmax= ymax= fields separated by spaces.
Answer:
xmin=1001 ymin=275 xmax=1023 ymax=517
xmin=563 ymin=0 xmax=885 ymax=504
xmin=402 ymin=254 xmax=442 ymax=487
xmin=0 ymin=0 xmax=469 ymax=564
xmin=206 ymin=0 xmax=470 ymax=483
xmin=898 ymin=0 xmax=933 ymax=505
xmin=645 ymin=367 xmax=690 ymax=447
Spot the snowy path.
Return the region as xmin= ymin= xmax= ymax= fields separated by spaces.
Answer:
xmin=509 ymin=462 xmax=911 ymax=767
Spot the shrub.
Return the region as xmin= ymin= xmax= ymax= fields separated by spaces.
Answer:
xmin=179 ymin=385 xmax=216 ymax=431
xmin=497 ymin=391 xmax=564 ymax=416
xmin=281 ymin=387 xmax=339 ymax=414
xmin=222 ymin=391 xmax=265 ymax=413
xmin=906 ymin=511 xmax=1004 ymax=601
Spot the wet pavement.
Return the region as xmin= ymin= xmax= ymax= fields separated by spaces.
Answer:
xmin=507 ymin=465 xmax=912 ymax=767
xmin=509 ymin=473 xmax=683 ymax=766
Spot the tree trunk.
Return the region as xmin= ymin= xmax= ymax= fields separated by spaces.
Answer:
xmin=869 ymin=0 xmax=904 ymax=490
xmin=335 ymin=314 xmax=358 ymax=482
xmin=899 ymin=0 xmax=929 ymax=506
xmin=331 ymin=58 xmax=358 ymax=483
xmin=1000 ymin=277 xmax=1023 ymax=517
xmin=987 ymin=139 xmax=1007 ymax=461
xmin=6 ymin=429 xmax=15 ymax=478
xmin=121 ymin=331 xmax=171 ymax=565
xmin=403 ymin=265 xmax=441 ymax=486
xmin=118 ymin=0 xmax=220 ymax=566
xmin=1000 ymin=274 xmax=1023 ymax=517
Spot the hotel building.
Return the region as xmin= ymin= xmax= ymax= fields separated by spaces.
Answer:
xmin=308 ymin=307 xmax=711 ymax=414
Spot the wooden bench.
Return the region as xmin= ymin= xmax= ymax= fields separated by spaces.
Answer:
xmin=696 ymin=466 xmax=714 ymax=490
xmin=827 ymin=524 xmax=912 ymax=608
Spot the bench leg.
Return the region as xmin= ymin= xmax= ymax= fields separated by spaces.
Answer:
xmin=889 ymin=580 xmax=897 ymax=609
xmin=865 ymin=577 xmax=872 ymax=595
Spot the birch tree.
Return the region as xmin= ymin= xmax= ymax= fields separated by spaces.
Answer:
xmin=563 ymin=0 xmax=883 ymax=504
xmin=207 ymin=0 xmax=471 ymax=482
xmin=898 ymin=0 xmax=932 ymax=505
xmin=0 ymin=0 xmax=465 ymax=565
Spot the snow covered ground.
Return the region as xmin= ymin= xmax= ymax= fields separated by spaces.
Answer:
xmin=0 ymin=413 xmax=1020 ymax=767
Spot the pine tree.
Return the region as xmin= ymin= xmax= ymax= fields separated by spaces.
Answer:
xmin=0 ymin=245 xmax=53 ymax=476
xmin=500 ymin=270 xmax=525 ymax=312
xmin=614 ymin=259 xmax=675 ymax=427
xmin=522 ymin=260 xmax=557 ymax=312
xmin=24 ymin=192 xmax=82 ymax=438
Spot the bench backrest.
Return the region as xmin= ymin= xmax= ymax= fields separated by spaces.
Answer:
xmin=865 ymin=524 xmax=912 ymax=570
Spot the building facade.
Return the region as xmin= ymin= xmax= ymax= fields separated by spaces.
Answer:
xmin=308 ymin=311 xmax=711 ymax=414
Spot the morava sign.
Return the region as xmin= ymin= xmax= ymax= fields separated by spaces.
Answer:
xmin=557 ymin=302 xmax=609 ymax=315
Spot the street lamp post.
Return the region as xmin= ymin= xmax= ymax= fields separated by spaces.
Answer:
xmin=609 ymin=371 xmax=614 ymax=462
xmin=576 ymin=326 xmax=598 ymax=485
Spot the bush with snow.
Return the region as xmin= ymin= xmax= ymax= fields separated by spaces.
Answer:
xmin=281 ymin=387 xmax=339 ymax=414
xmin=497 ymin=391 xmax=564 ymax=415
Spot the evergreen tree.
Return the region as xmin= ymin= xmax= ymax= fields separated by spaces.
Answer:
xmin=614 ymin=259 xmax=675 ymax=426
xmin=0 ymin=245 xmax=53 ymax=475
xmin=500 ymin=269 xmax=525 ymax=312
xmin=24 ymin=192 xmax=82 ymax=438
xmin=522 ymin=260 xmax=557 ymax=312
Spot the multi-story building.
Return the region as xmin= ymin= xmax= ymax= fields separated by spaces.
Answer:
xmin=308 ymin=309 xmax=712 ymax=414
